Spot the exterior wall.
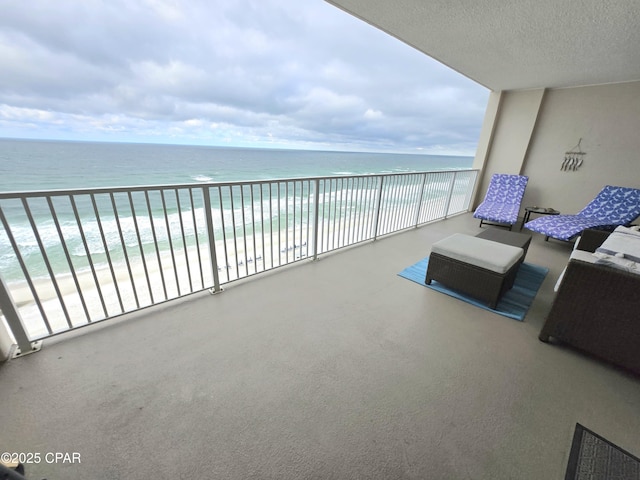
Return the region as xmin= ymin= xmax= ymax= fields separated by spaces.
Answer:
xmin=472 ymin=89 xmax=545 ymax=207
xmin=475 ymin=81 xmax=640 ymax=217
xmin=521 ymin=81 xmax=640 ymax=213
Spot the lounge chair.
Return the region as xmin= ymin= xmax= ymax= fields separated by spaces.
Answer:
xmin=473 ymin=174 xmax=528 ymax=230
xmin=525 ymin=185 xmax=640 ymax=241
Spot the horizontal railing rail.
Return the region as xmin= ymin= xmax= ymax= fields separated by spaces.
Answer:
xmin=0 ymin=169 xmax=478 ymax=353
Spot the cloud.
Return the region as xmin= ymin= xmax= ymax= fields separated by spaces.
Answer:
xmin=0 ymin=0 xmax=489 ymax=154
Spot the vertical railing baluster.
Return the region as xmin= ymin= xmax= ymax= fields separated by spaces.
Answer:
xmin=174 ymin=189 xmax=193 ymax=293
xmin=128 ymin=191 xmax=155 ymax=304
xmin=312 ymin=179 xmax=321 ymax=260
xmin=364 ymin=177 xmax=374 ymax=240
xmin=269 ymin=183 xmax=274 ymax=269
xmin=359 ymin=177 xmax=369 ymax=241
xmin=358 ymin=177 xmax=367 ymax=242
xmin=202 ymin=187 xmax=221 ymax=293
xmin=250 ymin=185 xmax=257 ymax=274
xmin=406 ymin=174 xmax=422 ymax=228
xmin=110 ymin=193 xmax=140 ymax=309
xmin=343 ymin=178 xmax=351 ymax=246
xmin=277 ymin=183 xmax=282 ymax=266
xmin=217 ymin=187 xmax=230 ymax=283
xmin=229 ymin=186 xmax=240 ymax=279
xmin=260 ymin=184 xmax=266 ymax=272
xmin=372 ymin=176 xmax=385 ymax=240
xmin=188 ymin=188 xmax=205 ymax=290
xmin=335 ymin=178 xmax=343 ymax=248
xmin=443 ymin=171 xmax=458 ymax=219
xmin=394 ymin=176 xmax=404 ymax=231
xmin=239 ymin=185 xmax=249 ymax=277
xmin=299 ymin=181 xmax=304 ymax=258
xmin=306 ymin=180 xmax=315 ymax=257
xmin=401 ymin=175 xmax=409 ymax=229
xmin=145 ymin=191 xmax=168 ymax=301
xmin=404 ymin=174 xmax=416 ymax=228
xmin=323 ymin=178 xmax=335 ymax=252
xmin=284 ymin=180 xmax=288 ymax=264
xmin=397 ymin=175 xmax=406 ymax=230
xmin=352 ymin=178 xmax=361 ymax=243
xmin=160 ymin=190 xmax=181 ymax=296
xmin=414 ymin=173 xmax=428 ymax=226
xmin=292 ymin=181 xmax=296 ymax=261
xmin=91 ymin=193 xmax=125 ymax=313
xmin=396 ymin=176 xmax=407 ymax=230
xmin=348 ymin=178 xmax=357 ymax=244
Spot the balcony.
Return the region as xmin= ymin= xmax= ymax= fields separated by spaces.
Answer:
xmin=2 ymin=211 xmax=640 ymax=479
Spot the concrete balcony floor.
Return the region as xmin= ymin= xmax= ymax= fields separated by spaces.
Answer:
xmin=1 ymin=213 xmax=639 ymax=479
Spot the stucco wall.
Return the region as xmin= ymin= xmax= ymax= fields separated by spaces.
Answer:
xmin=473 ymin=89 xmax=545 ymax=207
xmin=520 ymin=81 xmax=640 ymax=213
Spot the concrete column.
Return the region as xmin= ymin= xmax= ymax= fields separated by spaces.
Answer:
xmin=472 ymin=88 xmax=546 ymax=208
xmin=470 ymin=91 xmax=503 ymax=208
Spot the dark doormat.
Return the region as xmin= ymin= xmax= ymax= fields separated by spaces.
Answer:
xmin=566 ymin=423 xmax=640 ymax=479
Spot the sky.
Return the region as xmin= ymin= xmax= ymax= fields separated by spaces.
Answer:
xmin=0 ymin=0 xmax=489 ymax=155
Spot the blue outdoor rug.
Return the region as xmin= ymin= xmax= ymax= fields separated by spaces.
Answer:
xmin=398 ymin=257 xmax=549 ymax=321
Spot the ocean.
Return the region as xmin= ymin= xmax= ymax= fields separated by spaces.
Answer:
xmin=0 ymin=138 xmax=472 ymax=192
xmin=0 ymin=138 xmax=474 ymax=336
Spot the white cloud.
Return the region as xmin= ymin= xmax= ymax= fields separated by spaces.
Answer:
xmin=364 ymin=109 xmax=383 ymax=120
xmin=0 ymin=0 xmax=489 ymax=154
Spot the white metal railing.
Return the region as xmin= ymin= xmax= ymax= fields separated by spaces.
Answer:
xmin=0 ymin=169 xmax=478 ymax=353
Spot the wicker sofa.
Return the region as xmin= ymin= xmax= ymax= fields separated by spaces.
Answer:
xmin=539 ymin=229 xmax=640 ymax=375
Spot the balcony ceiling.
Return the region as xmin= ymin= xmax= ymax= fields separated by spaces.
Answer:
xmin=326 ymin=0 xmax=640 ymax=91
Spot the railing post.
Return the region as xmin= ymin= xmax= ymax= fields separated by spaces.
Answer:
xmin=443 ymin=171 xmax=458 ymax=219
xmin=372 ymin=176 xmax=385 ymax=239
xmin=202 ymin=187 xmax=222 ymax=294
xmin=0 ymin=275 xmax=37 ymax=356
xmin=312 ymin=179 xmax=321 ymax=260
xmin=414 ymin=173 xmax=428 ymax=227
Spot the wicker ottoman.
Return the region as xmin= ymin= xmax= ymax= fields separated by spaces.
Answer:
xmin=425 ymin=233 xmax=524 ymax=309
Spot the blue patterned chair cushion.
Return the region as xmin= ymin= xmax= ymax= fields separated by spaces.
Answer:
xmin=473 ymin=174 xmax=529 ymax=225
xmin=525 ymin=185 xmax=640 ymax=241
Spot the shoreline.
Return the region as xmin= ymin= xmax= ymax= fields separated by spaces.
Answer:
xmin=3 ymin=193 xmax=466 ymax=339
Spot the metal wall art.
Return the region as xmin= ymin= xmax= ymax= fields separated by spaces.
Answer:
xmin=561 ymin=138 xmax=586 ymax=171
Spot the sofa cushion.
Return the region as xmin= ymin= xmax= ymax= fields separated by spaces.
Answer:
xmin=595 ymin=225 xmax=640 ymax=262
xmin=592 ymin=252 xmax=640 ymax=274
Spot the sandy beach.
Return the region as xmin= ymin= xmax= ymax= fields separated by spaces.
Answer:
xmin=4 ymin=191 xmax=467 ymax=340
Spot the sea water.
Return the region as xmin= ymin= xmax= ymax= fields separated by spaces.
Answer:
xmin=0 ymin=138 xmax=472 ymax=190
xmin=0 ymin=138 xmax=472 ymax=284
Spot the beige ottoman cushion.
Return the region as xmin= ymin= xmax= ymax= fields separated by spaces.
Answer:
xmin=431 ymin=233 xmax=523 ymax=274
